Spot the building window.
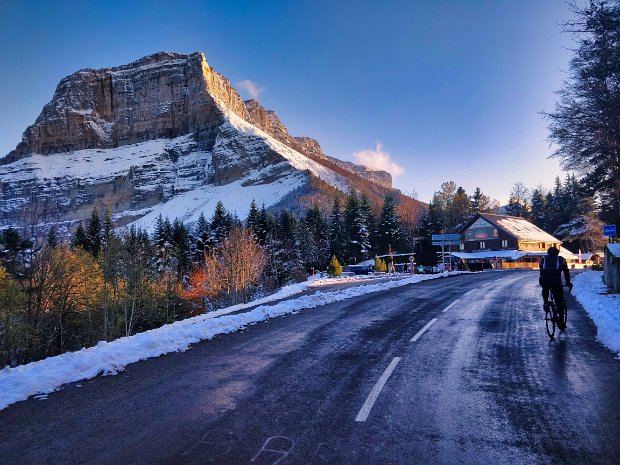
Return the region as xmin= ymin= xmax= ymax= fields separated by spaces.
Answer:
xmin=502 ymin=240 xmax=508 ymax=248
xmin=479 ymin=241 xmax=485 ymax=249
xmin=460 ymin=243 xmax=464 ymax=251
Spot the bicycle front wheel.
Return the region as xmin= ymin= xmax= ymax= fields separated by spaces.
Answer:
xmin=561 ymin=300 xmax=568 ymax=327
xmin=545 ymin=307 xmax=555 ymax=339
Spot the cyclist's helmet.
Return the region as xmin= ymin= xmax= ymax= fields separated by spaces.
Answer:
xmin=547 ymin=246 xmax=559 ymax=255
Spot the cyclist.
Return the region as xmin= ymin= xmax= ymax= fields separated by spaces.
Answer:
xmin=539 ymin=246 xmax=572 ymax=331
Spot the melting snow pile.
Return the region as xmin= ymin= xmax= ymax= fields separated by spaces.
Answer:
xmin=572 ymin=270 xmax=620 ymax=358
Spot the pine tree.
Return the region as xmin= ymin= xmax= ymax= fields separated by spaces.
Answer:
xmin=345 ymin=192 xmax=361 ymax=263
xmin=86 ymin=207 xmax=102 ymax=257
xmin=357 ymin=192 xmax=373 ymax=260
xmin=210 ymin=201 xmax=231 ymax=247
xmin=530 ymin=188 xmax=547 ymax=229
xmin=172 ymin=219 xmax=192 ymax=278
xmin=73 ymin=223 xmax=89 ymax=251
xmin=278 ymin=210 xmax=298 ymax=269
xmin=103 ymin=208 xmax=114 ymax=244
xmin=470 ymin=187 xmax=492 ymax=213
xmin=194 ymin=212 xmax=211 ymax=257
xmin=0 ymin=228 xmax=31 ymax=277
xmin=247 ymin=199 xmax=261 ymax=239
xmin=257 ymin=204 xmax=271 ymax=243
xmin=544 ymin=191 xmax=556 ymax=233
xmin=305 ymin=203 xmax=329 ymax=270
xmin=46 ymin=225 xmax=59 ymax=248
xmin=294 ymin=218 xmax=313 ymax=270
xmin=377 ymin=195 xmax=403 ymax=254
xmin=153 ymin=215 xmax=173 ymax=249
xmin=328 ymin=198 xmax=346 ymax=264
xmin=451 ymin=186 xmax=472 ymax=228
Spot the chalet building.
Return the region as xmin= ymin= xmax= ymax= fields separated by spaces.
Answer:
xmin=459 ymin=213 xmax=560 ymax=253
xmin=451 ymin=213 xmax=581 ymax=270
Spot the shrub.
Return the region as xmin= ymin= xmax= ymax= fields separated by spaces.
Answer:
xmin=327 ymin=255 xmax=342 ymax=277
xmin=375 ymin=257 xmax=387 ymax=273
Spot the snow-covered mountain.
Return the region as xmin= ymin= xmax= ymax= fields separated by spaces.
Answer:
xmin=0 ymin=51 xmax=412 ymax=230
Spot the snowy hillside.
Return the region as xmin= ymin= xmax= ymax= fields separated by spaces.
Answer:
xmin=0 ymin=51 xmax=412 ymax=230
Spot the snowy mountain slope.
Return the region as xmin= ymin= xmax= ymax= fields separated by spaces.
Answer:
xmin=0 ymin=51 xmax=414 ymax=230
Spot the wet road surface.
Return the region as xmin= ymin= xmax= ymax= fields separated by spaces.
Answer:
xmin=1 ymin=271 xmax=619 ymax=464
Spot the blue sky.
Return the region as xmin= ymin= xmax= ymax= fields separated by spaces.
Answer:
xmin=0 ymin=0 xmax=576 ymax=203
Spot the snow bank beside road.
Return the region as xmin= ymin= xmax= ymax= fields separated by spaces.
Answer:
xmin=0 ymin=272 xmax=461 ymax=411
xmin=572 ymin=270 xmax=620 ymax=358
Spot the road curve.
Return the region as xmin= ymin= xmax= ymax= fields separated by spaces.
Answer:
xmin=0 ymin=271 xmax=618 ymax=464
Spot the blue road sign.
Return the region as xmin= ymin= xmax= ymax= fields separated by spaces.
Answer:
xmin=432 ymin=241 xmax=461 ymax=246
xmin=604 ymin=224 xmax=617 ymax=236
xmin=431 ymin=233 xmax=461 ymax=241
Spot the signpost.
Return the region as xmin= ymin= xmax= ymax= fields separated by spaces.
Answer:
xmin=432 ymin=234 xmax=461 ymax=241
xmin=431 ymin=234 xmax=462 ymax=270
xmin=603 ymin=224 xmax=617 ymax=237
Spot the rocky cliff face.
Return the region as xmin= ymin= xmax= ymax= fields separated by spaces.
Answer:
xmin=4 ymin=52 xmax=249 ymax=164
xmin=0 ymin=51 xmax=400 ymax=230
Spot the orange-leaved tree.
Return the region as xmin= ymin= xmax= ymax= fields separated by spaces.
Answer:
xmin=183 ymin=250 xmax=221 ymax=313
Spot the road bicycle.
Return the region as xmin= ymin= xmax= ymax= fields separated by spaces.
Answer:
xmin=544 ymin=285 xmax=570 ymax=340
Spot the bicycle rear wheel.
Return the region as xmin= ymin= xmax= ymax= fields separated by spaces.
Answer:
xmin=545 ymin=304 xmax=556 ymax=339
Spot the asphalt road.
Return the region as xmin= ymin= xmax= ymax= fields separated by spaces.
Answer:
xmin=1 ymin=271 xmax=619 ymax=465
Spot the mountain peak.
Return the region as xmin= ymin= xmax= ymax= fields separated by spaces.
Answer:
xmin=2 ymin=51 xmax=249 ymax=164
xmin=0 ymin=51 xmax=413 ymax=231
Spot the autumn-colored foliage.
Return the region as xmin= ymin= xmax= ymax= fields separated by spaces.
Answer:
xmin=183 ymin=251 xmax=222 ymax=312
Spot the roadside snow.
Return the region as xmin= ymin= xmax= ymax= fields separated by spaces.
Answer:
xmin=572 ymin=270 xmax=620 ymax=358
xmin=607 ymin=243 xmax=620 ymax=257
xmin=0 ymin=272 xmax=461 ymax=411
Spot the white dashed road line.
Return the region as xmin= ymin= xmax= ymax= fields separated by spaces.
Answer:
xmin=410 ymin=318 xmax=438 ymax=343
xmin=442 ymin=299 xmax=460 ymax=313
xmin=356 ymin=288 xmax=479 ymax=423
xmin=355 ymin=357 xmax=401 ymax=422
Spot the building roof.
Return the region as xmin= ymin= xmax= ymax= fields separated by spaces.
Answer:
xmin=451 ymin=250 xmax=525 ymax=260
xmin=450 ymin=248 xmax=579 ymax=261
xmin=463 ymin=213 xmax=560 ymax=244
xmin=608 ymin=243 xmax=620 ymax=257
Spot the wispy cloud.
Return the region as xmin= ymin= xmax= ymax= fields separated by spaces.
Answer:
xmin=236 ymin=79 xmax=264 ymax=99
xmin=352 ymin=142 xmax=404 ymax=176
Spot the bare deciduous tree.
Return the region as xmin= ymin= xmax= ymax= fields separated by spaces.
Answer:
xmin=219 ymin=228 xmax=267 ymax=305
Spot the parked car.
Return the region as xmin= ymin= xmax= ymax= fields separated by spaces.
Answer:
xmin=415 ymin=265 xmax=432 ymax=274
xmin=346 ymin=264 xmax=372 ymax=275
xmin=432 ymin=263 xmax=452 ymax=273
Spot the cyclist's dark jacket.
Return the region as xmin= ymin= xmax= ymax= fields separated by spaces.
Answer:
xmin=539 ymin=255 xmax=570 ymax=286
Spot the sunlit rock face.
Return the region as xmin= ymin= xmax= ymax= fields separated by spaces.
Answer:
xmin=0 ymin=52 xmax=396 ymax=230
xmin=4 ymin=52 xmax=250 ymax=163
xmin=243 ymin=99 xmax=391 ymax=189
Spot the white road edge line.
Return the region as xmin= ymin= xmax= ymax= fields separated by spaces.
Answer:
xmin=410 ymin=318 xmax=438 ymax=342
xmin=442 ymin=299 xmax=460 ymax=313
xmin=355 ymin=357 xmax=401 ymax=422
xmin=482 ymin=282 xmax=492 ymax=287
xmin=464 ymin=288 xmax=478 ymax=296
